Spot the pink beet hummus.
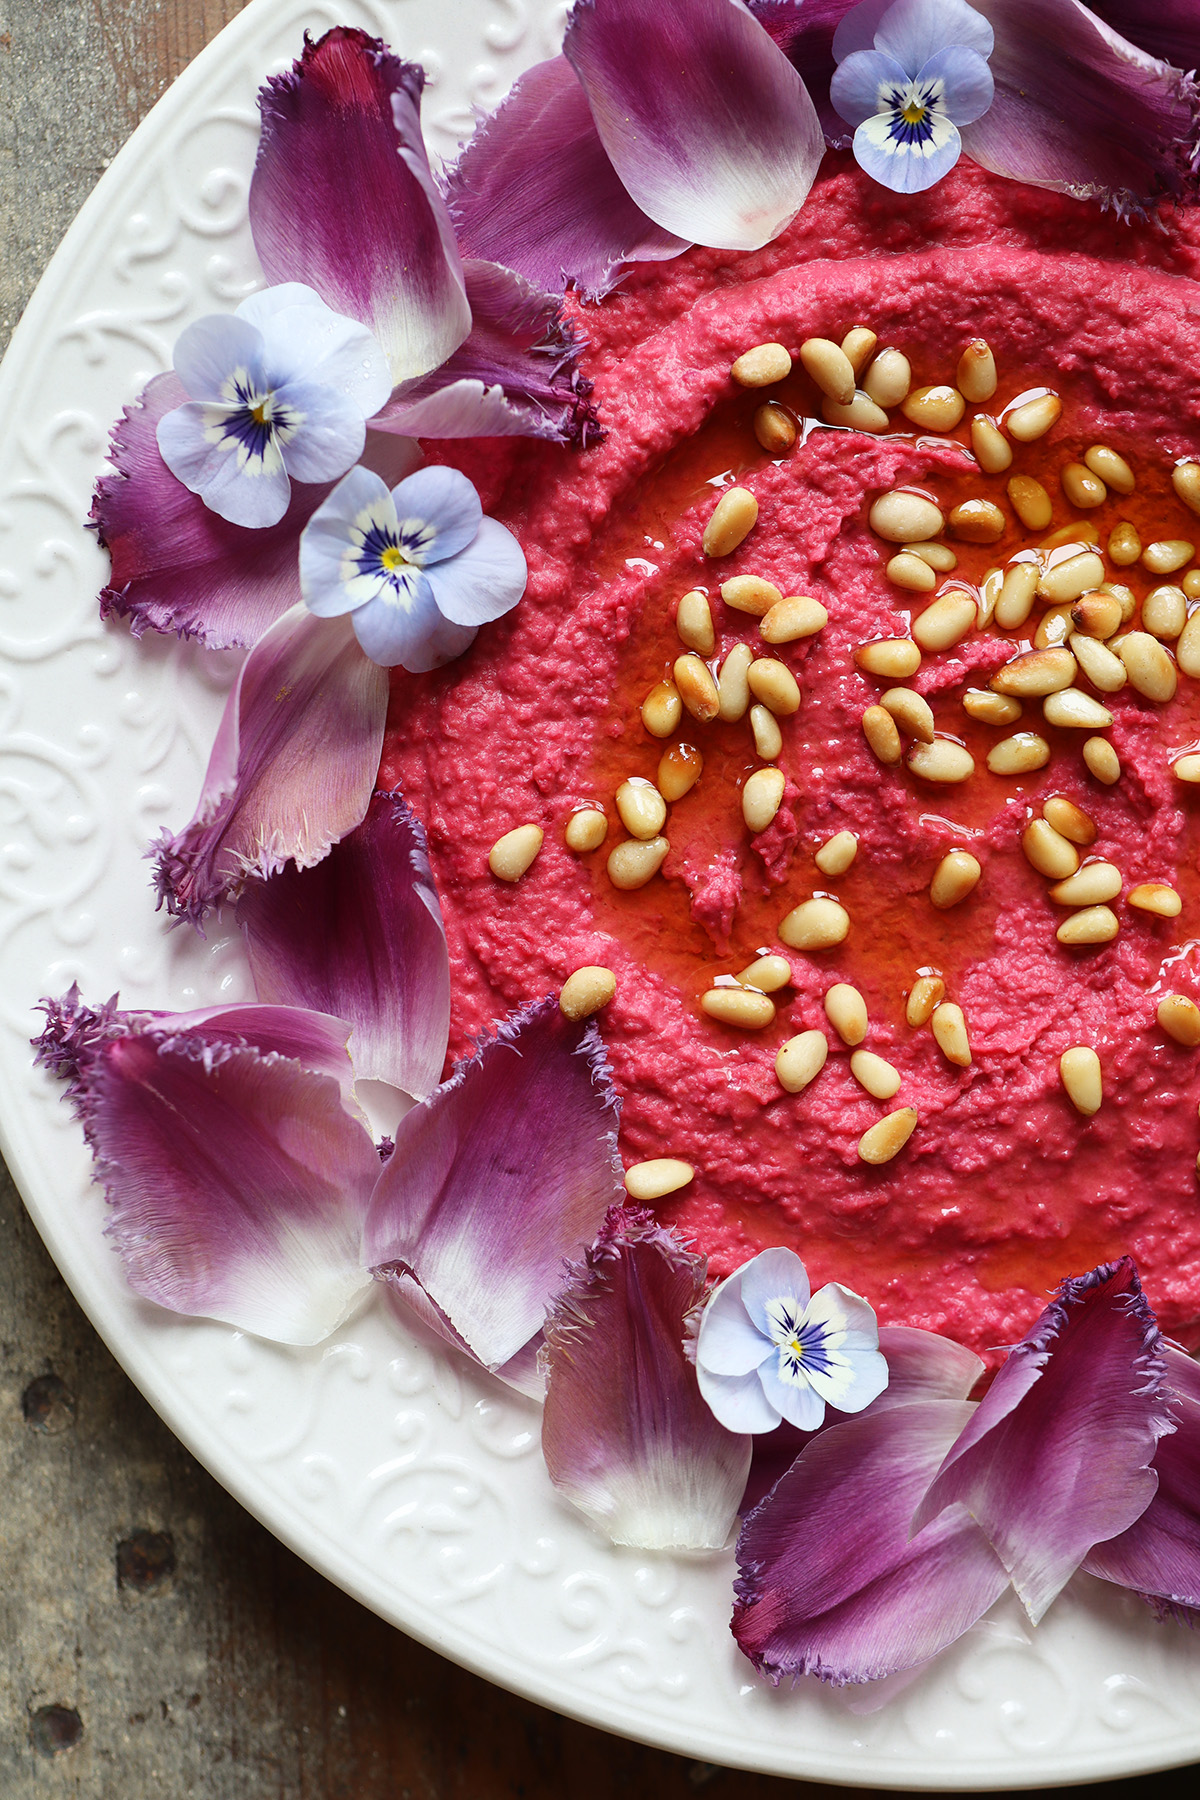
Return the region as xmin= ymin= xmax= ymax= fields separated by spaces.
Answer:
xmin=381 ymin=155 xmax=1200 ymax=1354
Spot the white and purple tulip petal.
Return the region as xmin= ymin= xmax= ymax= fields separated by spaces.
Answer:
xmin=364 ymin=998 xmax=624 ymax=1371
xmin=237 ymin=789 xmax=451 ymax=1100
xmin=563 ymin=0 xmax=826 ymax=251
xmin=382 ymin=1269 xmax=546 ymax=1400
xmin=959 ymin=0 xmax=1200 ymax=216
xmin=152 ymin=604 xmax=388 ymax=926
xmin=541 ymin=1205 xmax=752 ymax=1549
xmin=870 ymin=0 xmax=994 ymax=71
xmin=746 ymin=0 xmax=859 ymax=143
xmin=443 ymin=55 xmax=688 ymax=302
xmin=249 ymin=29 xmax=471 ymax=385
xmin=910 ymin=1259 xmax=1173 ymax=1625
xmin=733 ymin=1400 xmax=1010 ymax=1684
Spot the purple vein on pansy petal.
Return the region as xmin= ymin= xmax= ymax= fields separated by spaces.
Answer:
xmin=540 ymin=1205 xmax=752 ymax=1549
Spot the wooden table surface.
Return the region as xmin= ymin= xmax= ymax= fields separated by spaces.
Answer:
xmin=0 ymin=2 xmax=1197 ymax=1794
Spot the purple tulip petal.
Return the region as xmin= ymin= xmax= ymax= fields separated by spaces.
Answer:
xmin=541 ymin=1206 xmax=752 ymax=1549
xmin=153 ymin=605 xmax=388 ymax=926
xmin=444 ymin=55 xmax=688 ymax=300
xmin=364 ymin=998 xmax=623 ymax=1369
xmin=564 ymin=0 xmax=826 ymax=249
xmin=960 ymin=0 xmax=1200 ymax=216
xmin=1086 ymin=0 xmax=1200 ymax=71
xmin=873 ymin=1325 xmax=985 ymax=1407
xmin=733 ymin=1401 xmax=1010 ymax=1684
xmin=911 ymin=1260 xmax=1173 ymax=1624
xmin=748 ymin=0 xmax=858 ymax=142
xmin=873 ymin=0 xmax=994 ymax=71
xmin=831 ymin=0 xmax=896 ymax=60
xmin=237 ymin=789 xmax=451 ymax=1099
xmin=250 ymin=28 xmax=470 ymax=383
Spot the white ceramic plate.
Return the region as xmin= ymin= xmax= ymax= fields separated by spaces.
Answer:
xmin=3 ymin=0 xmax=1200 ymax=1785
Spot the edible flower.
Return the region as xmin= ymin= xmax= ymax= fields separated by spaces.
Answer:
xmin=155 ymin=284 xmax=393 ymax=528
xmin=695 ymin=1246 xmax=889 ymax=1432
xmin=830 ymin=0 xmax=995 ymax=193
xmin=299 ymin=465 xmax=527 ymax=671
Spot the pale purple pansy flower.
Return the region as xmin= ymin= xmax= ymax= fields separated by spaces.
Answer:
xmin=155 ymin=284 xmax=393 ymax=529
xmin=298 ymin=464 xmax=527 ymax=672
xmin=695 ymin=1246 xmax=889 ymax=1433
xmin=830 ymin=0 xmax=995 ymax=192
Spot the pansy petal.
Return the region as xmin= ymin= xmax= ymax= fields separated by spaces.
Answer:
xmin=911 ymin=1259 xmax=1173 ymax=1624
xmin=390 ymin=466 xmax=482 ymax=565
xmin=699 ymin=1364 xmax=785 ymax=1435
xmin=758 ymin=1357 xmax=828 ymax=1433
xmin=272 ymin=378 xmax=368 ymax=486
xmin=349 ymin=569 xmax=450 ymax=670
xmin=829 ymin=47 xmax=912 ymax=126
xmin=541 ymin=1206 xmax=752 ymax=1549
xmin=855 ymin=108 xmax=963 ymax=191
xmin=237 ymin=789 xmax=451 ymax=1099
xmin=696 ymin=1270 xmax=778 ymax=1378
xmin=155 ymin=401 xmax=293 ymax=530
xmin=246 ymin=294 xmax=393 ymax=416
xmin=874 ymin=0 xmax=994 ymax=71
xmin=78 ymin=1031 xmax=380 ymax=1344
xmin=800 ymin=1284 xmax=890 ymax=1413
xmin=250 ymin=28 xmax=471 ymax=384
xmin=831 ymin=0 xmax=896 ymax=60
xmin=299 ymin=464 xmax=392 ymax=619
xmin=444 ymin=55 xmax=688 ymax=301
xmin=172 ymin=313 xmax=267 ymax=402
xmin=564 ymin=0 xmax=826 ymax=250
xmin=423 ymin=518 xmax=528 ymax=630
xmin=735 ymin=1246 xmax=812 ymax=1337
xmin=153 ymin=605 xmax=388 ymax=925
xmin=733 ymin=1400 xmax=1010 ymax=1684
xmin=921 ymin=44 xmax=994 ymax=125
xmin=363 ymin=998 xmax=623 ymax=1370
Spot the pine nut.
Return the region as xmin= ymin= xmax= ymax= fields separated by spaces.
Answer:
xmin=949 ymin=499 xmax=1006 ymax=544
xmin=760 ymin=595 xmax=828 ymax=642
xmin=991 ymin=646 xmax=1076 ymax=696
xmin=906 ymin=973 xmax=945 ymax=1026
xmin=822 ymin=391 xmax=890 ymax=433
xmin=1084 ymin=445 xmax=1134 ymax=494
xmin=907 ymin=737 xmax=975 ymax=783
xmin=674 ymin=652 xmax=721 ymax=720
xmin=964 ymin=688 xmax=1022 ymax=725
xmin=1142 ymin=584 xmax=1188 ymax=641
xmin=825 ymin=981 xmax=868 ymax=1045
xmin=658 ymin=742 xmax=703 ymax=801
xmin=1038 ymin=551 xmax=1104 ymax=605
xmin=858 ymin=1107 xmax=919 ymax=1164
xmin=560 ymin=966 xmax=617 ymax=1020
xmin=971 ymin=415 xmax=1012 ymax=474
xmin=995 ymin=561 xmax=1039 ymax=629
xmin=1179 ymin=609 xmax=1200 ymax=678
xmin=1048 ymin=862 xmax=1122 ymax=905
xmin=1103 ymin=581 xmax=1138 ymax=623
xmin=701 ymin=986 xmax=776 ymax=1029
xmin=743 ymin=766 xmax=787 ymax=832
xmin=1060 ymin=1046 xmax=1102 ymax=1116
xmin=815 ymin=830 xmax=858 ymax=876
xmin=1129 ymin=882 xmax=1182 ymax=917
xmin=930 ymin=850 xmax=981 ymax=909
xmin=624 ymin=1158 xmax=695 ymax=1201
xmin=641 ymin=680 xmax=682 ymax=738
xmin=703 ymin=486 xmax=758 ymax=557
xmin=1116 ymin=632 xmax=1177 ymax=702
xmin=565 ymin=808 xmax=607 ymax=853
xmin=1108 ymin=522 xmax=1141 ymax=566
xmin=1034 ymin=605 xmax=1076 ymax=650
xmin=716 ymin=643 xmax=754 ymax=721
xmin=1143 ymin=539 xmax=1195 ymax=575
xmin=737 ymin=954 xmax=792 ymax=992
xmin=1056 ymin=905 xmax=1119 ymax=945
xmin=748 ymin=657 xmax=801 ymax=715
xmin=778 ymin=897 xmax=850 ymax=949
xmin=616 ymin=778 xmax=667 ymax=840
xmin=851 ymin=1049 xmax=902 ymax=1100
xmin=1173 ymin=463 xmax=1200 ymax=518
xmin=1084 ymin=737 xmax=1121 ymax=784
xmin=1023 ymin=818 xmax=1080 ymax=879
xmin=1007 ymin=475 xmax=1053 ymax=531
xmin=800 ymin=336 xmax=856 ymax=403
xmin=677 ymin=589 xmax=715 ymax=654
xmin=855 ymin=638 xmax=922 ymax=678
xmin=776 ymin=1030 xmax=828 ymax=1093
xmin=913 ymin=590 xmax=977 ymax=651
xmin=1043 ymin=795 xmax=1096 ymax=844
xmin=905 ymin=540 xmax=958 ymax=571
xmin=869 ymin=490 xmax=945 ymax=543
xmin=750 ymin=704 xmax=783 ymax=760
xmin=987 ymin=732 xmax=1050 ymax=775
xmin=489 ymin=824 xmax=543 ymax=881
xmin=863 ymin=347 xmax=911 ymax=408
xmin=1070 ymin=591 xmax=1123 ymax=640
xmin=863 ymin=704 xmax=902 ymax=763
xmin=887 ymin=552 xmax=938 ymax=592
xmin=607 ymin=835 xmax=669 ymax=890
xmin=1177 ymin=754 xmax=1200 ymax=784
xmin=732 ymin=342 xmax=792 ymax=387
xmin=754 ymin=402 xmax=798 ymax=455
xmin=721 ymin=575 xmax=781 ymax=616
xmin=841 ymin=326 xmax=878 ymax=377
xmin=931 ymin=1002 xmax=971 ymax=1067
xmin=1158 ymin=993 xmax=1200 ymax=1045
xmin=1006 ymin=392 xmax=1062 ymax=441
xmin=1043 ymin=688 xmax=1114 ymax=730
xmin=902 ymin=385 xmax=965 ymax=431
xmin=1042 ymin=522 xmax=1099 ymax=551
xmin=880 ymin=686 xmax=934 ymax=743
xmin=1061 ymin=462 xmax=1106 ymax=509
xmin=957 ymin=339 xmax=997 ymax=402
